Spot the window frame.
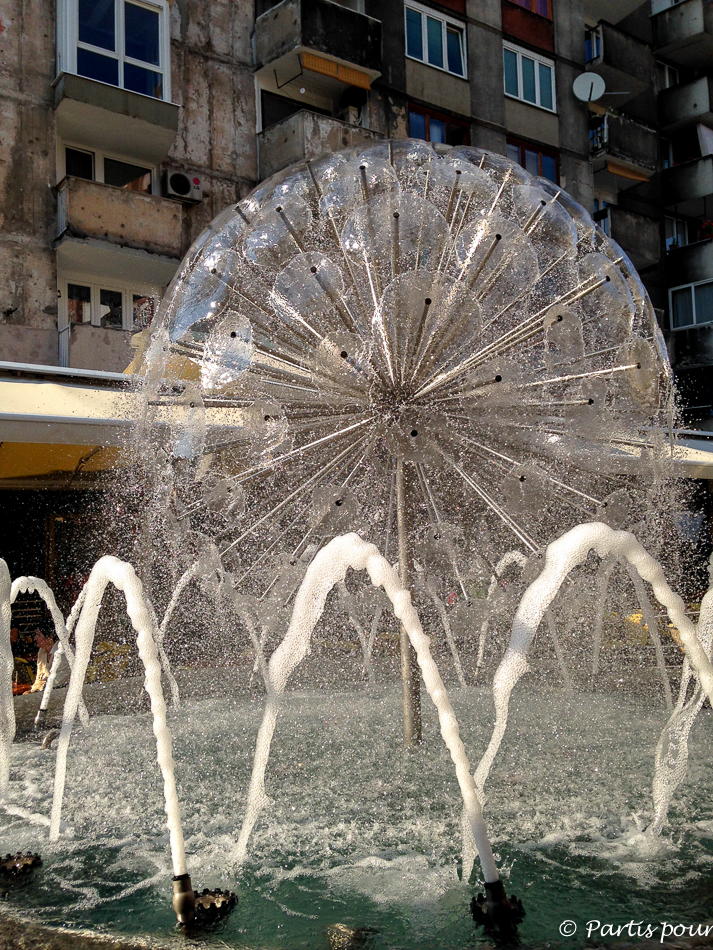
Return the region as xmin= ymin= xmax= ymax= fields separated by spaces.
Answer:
xmin=409 ymin=103 xmax=470 ymax=146
xmin=505 ymin=0 xmax=553 ymax=19
xmin=668 ymin=277 xmax=713 ymax=331
xmin=404 ymin=1 xmax=468 ymax=79
xmin=59 ymin=275 xmax=163 ymax=334
xmin=56 ymin=0 xmax=171 ymax=102
xmin=58 ymin=141 xmax=157 ymax=195
xmin=506 ymin=136 xmax=559 ymax=183
xmin=665 ymin=215 xmax=689 ymax=252
xmin=503 ymin=41 xmax=556 ymax=113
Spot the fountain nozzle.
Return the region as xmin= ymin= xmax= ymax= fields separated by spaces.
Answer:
xmin=471 ymin=879 xmax=525 ymax=939
xmin=34 ymin=709 xmax=47 ymax=730
xmin=172 ymin=873 xmax=196 ymax=926
xmin=172 ymin=873 xmax=237 ymax=929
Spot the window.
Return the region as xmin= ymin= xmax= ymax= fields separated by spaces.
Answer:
xmin=506 ymin=137 xmax=558 ymax=183
xmin=503 ymin=42 xmax=556 ymax=112
xmin=666 ymin=216 xmax=688 ymax=251
xmin=61 ymin=145 xmax=153 ymax=194
xmin=409 ymin=105 xmax=470 ymax=146
xmin=506 ymin=0 xmax=552 ymax=18
xmin=670 ymin=279 xmax=713 ymax=330
xmin=405 ymin=2 xmax=466 ymax=78
xmin=585 ymin=26 xmax=602 ymax=63
xmin=657 ymin=60 xmax=680 ymax=90
xmin=593 ymin=197 xmax=611 ymax=236
xmin=589 ymin=115 xmax=606 ymax=153
xmin=57 ymin=0 xmax=170 ymax=101
xmin=61 ymin=279 xmax=160 ymax=332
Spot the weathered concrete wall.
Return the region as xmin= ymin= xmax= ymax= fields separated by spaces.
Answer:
xmin=68 ymin=324 xmax=134 ymax=374
xmin=0 ymin=0 xmax=59 ymax=364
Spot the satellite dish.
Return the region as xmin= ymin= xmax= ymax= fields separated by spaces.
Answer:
xmin=573 ymin=72 xmax=606 ymax=102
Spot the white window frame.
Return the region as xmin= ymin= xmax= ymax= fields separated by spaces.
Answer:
xmin=405 ymin=1 xmax=467 ymax=79
xmin=56 ymin=0 xmax=171 ymax=102
xmin=503 ymin=41 xmax=557 ymax=113
xmin=59 ymin=276 xmax=162 ymax=333
xmin=669 ymin=277 xmax=713 ymax=331
xmin=665 ymin=215 xmax=689 ymax=251
xmin=58 ymin=140 xmax=158 ymax=195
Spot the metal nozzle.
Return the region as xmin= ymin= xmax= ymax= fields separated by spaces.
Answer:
xmin=34 ymin=709 xmax=48 ymax=730
xmin=172 ymin=873 xmax=196 ymax=926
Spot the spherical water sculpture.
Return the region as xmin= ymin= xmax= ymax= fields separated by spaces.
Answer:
xmin=141 ymin=140 xmax=671 ymax=634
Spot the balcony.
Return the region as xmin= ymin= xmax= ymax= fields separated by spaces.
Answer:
xmin=597 ymin=207 xmax=661 ymax=270
xmin=585 ymin=22 xmax=653 ymax=109
xmin=258 ymin=110 xmax=384 ymax=180
xmin=658 ymin=76 xmax=713 ymax=134
xmin=590 ymin=114 xmax=657 ymax=189
xmin=662 ymin=155 xmax=713 ymax=214
xmin=652 ymin=0 xmax=713 ymax=70
xmin=667 ymin=238 xmax=713 ymax=287
xmin=57 ymin=177 xmax=182 ymax=259
xmin=54 ymin=73 xmax=179 ymax=166
xmin=256 ymin=0 xmax=381 ymax=75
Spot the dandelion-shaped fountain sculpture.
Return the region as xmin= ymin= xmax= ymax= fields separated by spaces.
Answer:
xmin=138 ymin=140 xmax=671 ymax=934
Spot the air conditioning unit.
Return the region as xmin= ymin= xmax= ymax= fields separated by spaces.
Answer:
xmin=163 ymin=169 xmax=202 ymax=203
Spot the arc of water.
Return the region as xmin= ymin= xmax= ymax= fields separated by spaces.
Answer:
xmin=475 ymin=551 xmax=528 ymax=682
xmin=0 ymin=562 xmax=14 ymax=797
xmin=648 ymin=585 xmax=713 ymax=834
xmin=233 ymin=532 xmax=501 ymax=886
xmin=474 ymin=523 xmax=713 ymax=809
xmin=425 ymin=580 xmax=467 ymax=688
xmin=337 ymin=581 xmax=375 ymax=684
xmin=10 ymin=577 xmax=89 ymax=727
xmin=624 ymin=563 xmax=673 ymax=712
xmin=49 ymin=556 xmax=187 ymax=879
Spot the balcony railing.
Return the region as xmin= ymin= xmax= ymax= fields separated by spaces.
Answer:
xmin=663 ymin=155 xmax=713 ymax=210
xmin=585 ymin=21 xmax=653 ymax=108
xmin=589 ymin=114 xmax=657 ymax=177
xmin=595 ymin=206 xmax=660 ymax=269
xmin=256 ymin=0 xmax=381 ymax=74
xmin=658 ymin=76 xmax=713 ymax=133
xmin=652 ymin=0 xmax=713 ymax=69
xmin=667 ymin=238 xmax=713 ymax=287
xmin=258 ymin=110 xmax=384 ymax=181
xmin=56 ymin=177 xmax=183 ymax=259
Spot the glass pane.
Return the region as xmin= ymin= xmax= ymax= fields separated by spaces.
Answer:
xmin=522 ymin=57 xmax=536 ymax=103
xmin=133 ymin=294 xmax=158 ymax=331
xmin=65 ymin=147 xmax=94 ymax=180
xmin=446 ymin=27 xmax=464 ymax=75
xmin=77 ymin=47 xmax=119 ymax=86
xmin=124 ymin=62 xmax=163 ymax=98
xmin=125 ymin=2 xmax=160 ymax=65
xmin=406 ymin=8 xmax=423 ymax=60
xmin=409 ymin=110 xmax=427 ymax=140
xmin=68 ymin=284 xmax=91 ymax=325
xmin=694 ymin=281 xmax=713 ymax=325
xmin=541 ymin=154 xmax=557 ymax=182
xmin=504 ymin=48 xmax=519 ymax=97
xmin=104 ymin=158 xmax=152 ymax=192
xmin=506 ymin=142 xmax=521 ymax=165
xmin=539 ymin=62 xmax=553 ymax=109
xmin=525 ymin=148 xmax=539 ymax=176
xmin=427 ymin=17 xmax=443 ymax=68
xmin=671 ymin=287 xmax=694 ymax=329
xmin=99 ymin=289 xmax=123 ymax=330
xmin=78 ymin=0 xmax=115 ymax=51
xmin=535 ymin=0 xmax=550 ymax=16
xmin=430 ymin=118 xmax=446 ymax=144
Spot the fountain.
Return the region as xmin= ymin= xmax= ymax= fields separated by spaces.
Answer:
xmin=1 ymin=141 xmax=712 ymax=946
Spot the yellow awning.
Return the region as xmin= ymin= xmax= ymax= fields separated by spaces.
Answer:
xmin=302 ymin=51 xmax=371 ymax=89
xmin=606 ymin=161 xmax=650 ymax=182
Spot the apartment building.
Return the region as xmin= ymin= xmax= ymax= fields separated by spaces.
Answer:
xmin=0 ymin=0 xmax=711 ymax=581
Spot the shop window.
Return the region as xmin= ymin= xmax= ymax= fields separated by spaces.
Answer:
xmin=503 ymin=41 xmax=556 ymax=112
xmin=57 ymin=0 xmax=170 ymax=101
xmin=670 ymin=279 xmax=713 ymax=330
xmin=506 ymin=137 xmax=558 ymax=182
xmin=61 ymin=145 xmax=152 ymax=194
xmin=405 ymin=2 xmax=467 ymax=78
xmin=409 ymin=105 xmax=470 ymax=146
xmin=506 ymin=0 xmax=552 ymax=19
